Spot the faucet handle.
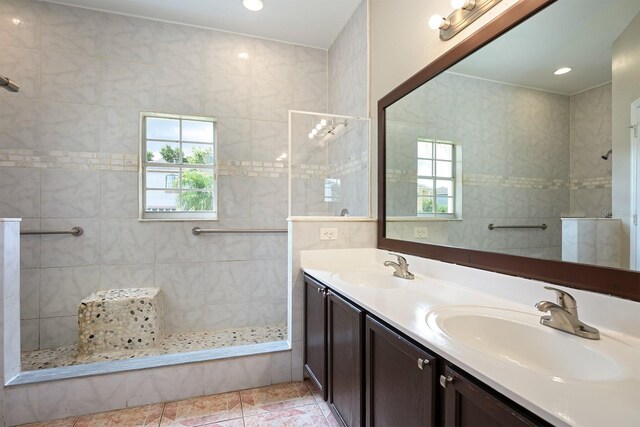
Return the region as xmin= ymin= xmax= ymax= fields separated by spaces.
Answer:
xmin=543 ymin=286 xmax=578 ymax=316
xmin=388 ymin=252 xmax=408 ymax=266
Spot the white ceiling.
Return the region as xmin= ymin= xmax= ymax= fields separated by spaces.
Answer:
xmin=450 ymin=0 xmax=640 ymax=95
xmin=44 ymin=0 xmax=362 ymax=49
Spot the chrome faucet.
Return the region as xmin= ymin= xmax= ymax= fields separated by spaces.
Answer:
xmin=535 ymin=286 xmax=600 ymax=340
xmin=384 ymin=253 xmax=415 ymax=280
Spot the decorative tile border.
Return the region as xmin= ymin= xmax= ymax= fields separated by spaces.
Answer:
xmin=0 ymin=149 xmax=138 ymax=171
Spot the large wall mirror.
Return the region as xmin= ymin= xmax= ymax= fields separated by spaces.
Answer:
xmin=378 ymin=0 xmax=640 ymax=301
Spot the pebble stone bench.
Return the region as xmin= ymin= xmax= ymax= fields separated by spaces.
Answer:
xmin=78 ymin=288 xmax=163 ymax=355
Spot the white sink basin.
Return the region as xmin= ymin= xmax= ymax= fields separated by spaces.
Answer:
xmin=426 ymin=305 xmax=630 ymax=381
xmin=331 ymin=270 xmax=410 ymax=289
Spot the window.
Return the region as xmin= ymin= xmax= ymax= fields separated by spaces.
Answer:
xmin=417 ymin=139 xmax=456 ymax=216
xmin=140 ymin=113 xmax=217 ymax=220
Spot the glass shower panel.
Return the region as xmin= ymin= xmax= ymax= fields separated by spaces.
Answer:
xmin=290 ymin=111 xmax=370 ymax=217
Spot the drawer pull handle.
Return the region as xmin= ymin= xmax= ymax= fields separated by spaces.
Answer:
xmin=417 ymin=358 xmax=429 ymax=370
xmin=440 ymin=374 xmax=454 ymax=388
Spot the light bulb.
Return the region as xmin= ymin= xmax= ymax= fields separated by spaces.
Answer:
xmin=280 ymin=153 xmax=287 ymax=159
xmin=243 ymin=0 xmax=263 ymax=12
xmin=428 ymin=15 xmax=449 ymax=30
xmin=308 ymin=133 xmax=314 ymax=139
xmin=451 ymin=0 xmax=475 ymax=10
xmin=315 ymin=124 xmax=322 ymax=130
xmin=554 ymin=67 xmax=572 ymax=75
xmin=312 ymin=129 xmax=318 ymax=135
xmin=320 ymin=119 xmax=327 ymax=126
xmin=237 ymin=52 xmax=249 ymax=60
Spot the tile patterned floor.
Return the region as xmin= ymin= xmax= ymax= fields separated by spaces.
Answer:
xmin=19 ymin=380 xmax=341 ymax=427
xmin=21 ymin=324 xmax=287 ymax=371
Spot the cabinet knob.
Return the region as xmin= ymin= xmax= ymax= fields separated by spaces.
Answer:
xmin=417 ymin=358 xmax=429 ymax=370
xmin=439 ymin=374 xmax=454 ymax=388
xmin=316 ymin=287 xmax=328 ymax=297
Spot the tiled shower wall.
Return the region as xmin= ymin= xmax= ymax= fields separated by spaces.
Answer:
xmin=0 ymin=0 xmax=327 ymax=351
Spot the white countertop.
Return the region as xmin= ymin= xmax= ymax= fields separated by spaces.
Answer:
xmin=300 ymin=248 xmax=640 ymax=427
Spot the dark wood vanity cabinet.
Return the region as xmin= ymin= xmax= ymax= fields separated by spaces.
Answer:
xmin=441 ymin=365 xmax=548 ymax=427
xmin=304 ymin=276 xmax=328 ymax=399
xmin=365 ymin=316 xmax=436 ymax=427
xmin=327 ymin=290 xmax=365 ymax=427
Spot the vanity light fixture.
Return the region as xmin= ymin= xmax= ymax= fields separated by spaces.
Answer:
xmin=554 ymin=67 xmax=572 ymax=75
xmin=243 ymin=0 xmax=263 ymax=12
xmin=429 ymin=0 xmax=502 ymax=41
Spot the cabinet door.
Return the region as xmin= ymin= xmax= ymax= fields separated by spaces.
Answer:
xmin=442 ymin=366 xmax=546 ymax=427
xmin=365 ymin=316 xmax=436 ymax=427
xmin=328 ymin=291 xmax=365 ymax=427
xmin=304 ymin=276 xmax=328 ymax=400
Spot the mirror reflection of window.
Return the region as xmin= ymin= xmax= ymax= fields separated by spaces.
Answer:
xmin=417 ymin=139 xmax=456 ymax=216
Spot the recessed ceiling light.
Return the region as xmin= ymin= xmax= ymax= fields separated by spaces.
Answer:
xmin=243 ymin=0 xmax=263 ymax=12
xmin=554 ymin=67 xmax=572 ymax=75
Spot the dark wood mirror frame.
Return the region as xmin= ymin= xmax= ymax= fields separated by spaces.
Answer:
xmin=377 ymin=0 xmax=640 ymax=302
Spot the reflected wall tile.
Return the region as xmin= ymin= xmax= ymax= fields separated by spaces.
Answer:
xmin=203 ymin=74 xmax=251 ymax=119
xmin=40 ymin=2 xmax=101 ymax=56
xmin=155 ymin=67 xmax=204 ymax=115
xmin=0 ymin=0 xmax=40 ymax=49
xmin=154 ymin=23 xmax=206 ymax=70
xmin=155 ymin=262 xmax=205 ymax=310
xmin=0 ymin=46 xmax=40 ymax=99
xmin=294 ymin=70 xmax=328 ymax=113
xmin=218 ymin=176 xmax=251 ymax=219
xmin=38 ymin=101 xmax=100 ymax=152
xmin=39 ymin=315 xmax=77 ymax=348
xmin=41 ymin=169 xmax=100 ymax=218
xmin=250 ymin=79 xmax=293 ymax=122
xmin=100 ymin=264 xmax=154 ymax=289
xmin=40 ymin=218 xmax=100 ymax=268
xmin=5 ymin=384 xmax=38 ymax=426
xmin=217 ymin=117 xmax=251 ymax=161
xmin=205 ymin=31 xmax=253 ymax=77
xmin=37 ymin=373 xmax=128 ymax=420
xmin=100 ymin=219 xmax=155 ymax=265
xmin=203 ymin=354 xmax=271 ymax=395
xmin=155 ymin=223 xmax=205 ymax=263
xmin=204 ymin=233 xmax=252 ymax=262
xmin=101 ymin=171 xmax=139 ymax=218
xmin=126 ymin=363 xmax=204 ymax=407
xmin=0 ymin=168 xmax=40 ymax=218
xmin=20 ymin=318 xmax=39 ymax=351
xmin=252 ymin=39 xmax=295 ymax=83
xmin=102 ymin=13 xmax=155 ymax=64
xmin=101 ymin=60 xmax=155 ymax=109
xmin=250 ymin=121 xmax=287 ymax=162
xmin=40 ymin=266 xmax=99 ymax=317
xmin=0 ymin=97 xmax=38 ymax=149
xmin=100 ymin=106 xmax=140 ymax=155
xmin=20 ymin=268 xmax=40 ymax=319
xmin=20 ymin=219 xmax=41 ymax=269
xmin=40 ymin=51 xmax=100 ymax=104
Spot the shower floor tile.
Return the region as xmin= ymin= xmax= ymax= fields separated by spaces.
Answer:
xmin=18 ymin=381 xmax=334 ymax=427
xmin=21 ymin=323 xmax=287 ymax=371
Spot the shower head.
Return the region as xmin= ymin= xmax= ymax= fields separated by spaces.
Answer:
xmin=0 ymin=75 xmax=19 ymax=92
xmin=601 ymin=149 xmax=612 ymax=160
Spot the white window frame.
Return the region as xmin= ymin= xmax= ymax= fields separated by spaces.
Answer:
xmin=417 ymin=138 xmax=459 ymax=219
xmin=139 ymin=112 xmax=218 ymax=221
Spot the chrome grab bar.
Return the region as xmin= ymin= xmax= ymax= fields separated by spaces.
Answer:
xmin=192 ymin=227 xmax=287 ymax=235
xmin=488 ymin=223 xmax=547 ymax=230
xmin=20 ymin=226 xmax=84 ymax=236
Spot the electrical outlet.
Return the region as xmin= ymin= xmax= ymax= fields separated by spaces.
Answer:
xmin=320 ymin=228 xmax=338 ymax=240
xmin=414 ymin=227 xmax=429 ymax=238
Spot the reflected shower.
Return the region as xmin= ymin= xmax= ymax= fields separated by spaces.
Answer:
xmin=601 ymin=149 xmax=612 ymax=160
xmin=0 ymin=75 xmax=19 ymax=92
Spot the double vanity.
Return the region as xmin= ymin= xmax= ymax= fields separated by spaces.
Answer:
xmin=300 ymin=248 xmax=640 ymax=427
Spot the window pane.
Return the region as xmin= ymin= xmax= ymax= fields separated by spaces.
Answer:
xmin=147 ymin=118 xmax=179 ymax=140
xmin=183 ymin=120 xmax=214 ymax=143
xmin=435 ymin=180 xmax=453 ymax=196
xmin=146 ymin=168 xmax=180 ymax=189
xmin=417 ymin=159 xmax=433 ymax=177
xmin=181 ymin=168 xmax=214 ymax=190
xmin=418 ymin=141 xmax=432 ymax=158
xmin=417 ymin=179 xmax=433 ymax=196
xmin=183 ymin=143 xmax=214 ymax=165
xmin=436 ymin=143 xmax=453 ymax=160
xmin=179 ymin=190 xmax=214 ymax=211
xmin=147 ymin=141 xmax=183 ymax=164
xmin=146 ymin=190 xmax=178 ymax=211
xmin=436 ymin=161 xmax=452 ymax=177
xmin=417 ymin=196 xmax=434 ymax=214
